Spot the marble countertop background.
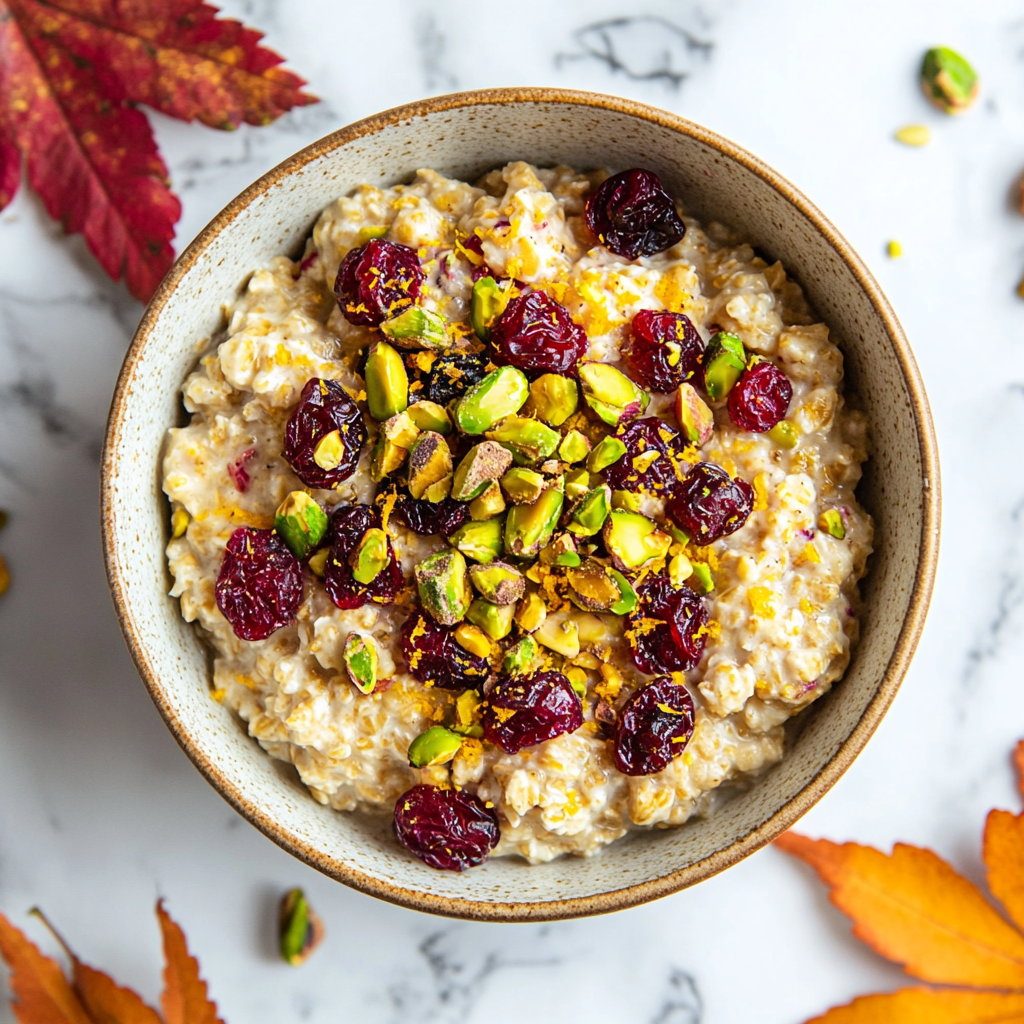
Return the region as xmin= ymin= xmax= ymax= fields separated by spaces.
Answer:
xmin=3 ymin=1 xmax=1024 ymax=1021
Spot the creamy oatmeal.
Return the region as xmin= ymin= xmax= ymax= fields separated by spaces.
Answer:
xmin=162 ymin=161 xmax=871 ymax=870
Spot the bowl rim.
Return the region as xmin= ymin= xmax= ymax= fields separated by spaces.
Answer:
xmin=101 ymin=86 xmax=941 ymax=922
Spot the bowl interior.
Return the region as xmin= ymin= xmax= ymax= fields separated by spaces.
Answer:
xmin=103 ymin=90 xmax=937 ymax=920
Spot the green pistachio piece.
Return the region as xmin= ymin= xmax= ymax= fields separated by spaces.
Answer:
xmin=357 ymin=224 xmax=389 ymax=243
xmin=313 ymin=430 xmax=344 ymax=471
xmin=452 ymin=687 xmax=484 ymax=736
xmin=407 ymin=431 xmax=453 ymax=501
xmin=675 ymin=383 xmax=714 ymax=445
xmin=566 ymin=484 xmax=612 ymax=537
xmin=578 ymin=362 xmax=650 ymax=426
xmin=603 ymin=509 xmax=672 ymax=570
xmin=307 ymin=547 xmax=330 ymax=578
xmin=469 ymin=561 xmax=525 ymax=605
xmin=768 ymin=420 xmax=799 ymax=449
xmin=558 ymin=429 xmax=591 ymax=465
xmin=505 ymin=486 xmax=565 ymax=559
xmin=690 ymin=562 xmax=714 ymax=594
xmin=469 ymin=481 xmax=506 ymax=520
xmin=470 ymin=276 xmax=509 ymax=342
xmin=350 ymin=527 xmax=389 ymax=584
xmin=500 ymin=467 xmax=546 ymax=504
xmin=702 ymin=332 xmax=746 ymax=401
xmin=667 ymin=522 xmax=691 ymax=545
xmin=467 ymin=597 xmax=516 ymax=640
xmin=515 ymin=592 xmax=547 ymax=632
xmin=485 ymin=415 xmax=560 ymax=465
xmin=449 ymin=516 xmax=505 ymax=564
xmin=611 ymin=489 xmax=643 ymax=513
xmin=343 ymin=632 xmax=379 ymax=694
xmin=669 ymin=551 xmax=694 ymax=589
xmin=819 ymin=509 xmax=846 ymax=539
xmin=455 ymin=365 xmax=530 ymax=434
xmin=407 ymin=400 xmax=453 ymax=435
xmin=415 ymin=548 xmax=472 ymax=625
xmin=407 ymin=726 xmax=463 ymax=767
xmin=380 ymin=306 xmax=450 ymax=351
xmin=279 ymin=888 xmax=325 ymax=966
xmin=587 ymin=435 xmax=627 ymax=473
xmin=452 ymin=441 xmax=514 ymax=501
xmin=543 ymin=532 xmax=579 ymax=567
xmin=503 ymin=635 xmax=538 ymax=674
xmin=382 ymin=410 xmax=421 ymax=449
xmin=369 ymin=431 xmax=407 ymax=481
xmin=921 ymin=46 xmax=979 ymax=114
xmin=274 ymin=491 xmax=328 ymax=560
xmin=564 ymin=468 xmax=591 ymax=502
xmin=365 ymin=340 xmax=409 ymax=421
xmin=608 ymin=569 xmax=638 ymax=615
xmin=527 ymin=374 xmax=578 ymax=426
xmin=566 ymin=558 xmax=620 ymax=612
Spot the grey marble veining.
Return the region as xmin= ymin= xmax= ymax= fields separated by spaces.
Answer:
xmin=2 ymin=1 xmax=1024 ymax=1022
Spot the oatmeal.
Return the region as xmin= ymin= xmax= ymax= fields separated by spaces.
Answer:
xmin=162 ymin=162 xmax=872 ymax=870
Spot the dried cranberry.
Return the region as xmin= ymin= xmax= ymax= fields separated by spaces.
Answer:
xmin=283 ymin=378 xmax=367 ymax=489
xmin=490 ymin=292 xmax=588 ymax=376
xmin=215 ymin=528 xmax=302 ymax=641
xmin=623 ymin=310 xmax=704 ymax=392
xmin=393 ymin=784 xmax=500 ymax=871
xmin=584 ymin=169 xmax=686 ymax=260
xmin=626 ymin=575 xmax=708 ymax=675
xmin=227 ymin=447 xmax=257 ymax=492
xmin=401 ymin=611 xmax=489 ymax=690
xmin=482 ymin=671 xmax=583 ymax=753
xmin=427 ymin=354 xmax=489 ymax=406
xmin=392 ymin=494 xmax=469 ymax=538
xmin=613 ymin=676 xmax=695 ymax=776
xmin=323 ymin=504 xmax=404 ymax=609
xmin=667 ymin=462 xmax=754 ymax=544
xmin=334 ymin=239 xmax=424 ymax=326
xmin=727 ymin=359 xmax=793 ymax=433
xmin=602 ymin=418 xmax=688 ymax=496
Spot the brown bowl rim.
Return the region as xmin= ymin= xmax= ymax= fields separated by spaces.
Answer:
xmin=101 ymin=87 xmax=940 ymax=922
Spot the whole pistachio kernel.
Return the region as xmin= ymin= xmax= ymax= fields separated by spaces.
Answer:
xmin=558 ymin=429 xmax=591 ymax=465
xmin=608 ymin=569 xmax=638 ymax=615
xmin=343 ymin=632 xmax=379 ymax=693
xmin=469 ymin=481 xmax=506 ymax=520
xmin=921 ymin=46 xmax=979 ymax=114
xmin=527 ymin=374 xmax=579 ymax=426
xmin=415 ymin=548 xmax=473 ymax=625
xmin=485 ymin=416 xmax=560 ymax=465
xmin=503 ymin=635 xmax=538 ymax=674
xmin=449 ymin=515 xmax=505 ymax=564
xmin=407 ymin=431 xmax=453 ymax=501
xmin=702 ymin=332 xmax=746 ymax=401
xmin=501 ymin=467 xmax=546 ymax=504
xmin=452 ymin=441 xmax=514 ymax=501
xmin=454 ymin=622 xmax=491 ymax=659
xmin=407 ymin=400 xmax=453 ymax=435
xmin=408 ymin=726 xmax=464 ymax=768
xmin=350 ymin=527 xmax=389 ymax=584
xmin=274 ymin=491 xmax=329 ymax=560
xmin=313 ymin=429 xmax=345 ymax=470
xmin=515 ymin=591 xmax=547 ymax=633
xmin=467 ymin=597 xmax=516 ymax=640
xmin=455 ymin=365 xmax=530 ymax=435
xmin=470 ymin=276 xmax=507 ymax=341
xmin=171 ymin=507 xmax=189 ymax=539
xmin=469 ymin=561 xmax=525 ymax=605
xmin=505 ymin=485 xmax=565 ymax=558
xmin=578 ymin=362 xmax=650 ymax=426
xmin=365 ymin=340 xmax=409 ymax=421
xmin=279 ymin=888 xmax=325 ymax=966
xmin=675 ymin=383 xmax=715 ymax=445
xmin=380 ymin=306 xmax=449 ymax=351
xmin=587 ymin=436 xmax=627 ymax=473
xmin=819 ymin=509 xmax=846 ymax=539
xmin=566 ymin=484 xmax=612 ymax=537
xmin=768 ymin=420 xmax=799 ymax=449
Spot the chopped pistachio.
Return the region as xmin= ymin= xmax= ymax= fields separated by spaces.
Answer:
xmin=819 ymin=509 xmax=846 ymax=539
xmin=587 ymin=435 xmax=627 ymax=473
xmin=455 ymin=365 xmax=530 ymax=434
xmin=171 ymin=507 xmax=189 ymax=539
xmin=564 ymin=468 xmax=591 ymax=502
xmin=894 ymin=124 xmax=931 ymax=147
xmin=503 ymin=635 xmax=538 ymax=674
xmin=675 ymin=383 xmax=714 ymax=445
xmin=566 ymin=558 xmax=620 ymax=612
xmin=453 ymin=688 xmax=483 ymax=736
xmin=467 ymin=598 xmax=516 ymax=640
xmin=768 ymin=420 xmax=799 ymax=449
xmin=558 ymin=429 xmax=591 ymax=465
xmin=567 ymin=669 xmax=588 ymax=700
xmin=667 ymin=522 xmax=691 ymax=545
xmin=357 ymin=224 xmax=388 ymax=243
xmin=578 ymin=362 xmax=650 ymax=426
xmin=669 ymin=551 xmax=694 ymax=588
xmin=454 ymin=623 xmax=491 ymax=659
xmin=608 ymin=569 xmax=638 ymax=615
xmin=603 ymin=509 xmax=672 ymax=570
xmin=307 ymin=547 xmax=330 ymax=577
xmin=364 ymin=340 xmax=409 ymax=421
xmin=452 ymin=441 xmax=514 ymax=501
xmin=690 ymin=562 xmax=714 ymax=594
xmin=407 ymin=431 xmax=453 ymax=501
xmin=470 ymin=276 xmax=508 ymax=342
xmin=350 ymin=527 xmax=389 ymax=584
xmin=485 ymin=416 xmax=560 ymax=465
xmin=449 ymin=516 xmax=505 ymax=564
xmin=921 ymin=46 xmax=979 ymax=114
xmin=383 ymin=410 xmax=421 ymax=449
xmin=469 ymin=561 xmax=525 ymax=605
xmin=408 ymin=726 xmax=463 ymax=767
xmin=407 ymin=399 xmax=453 ymax=435
xmin=343 ymin=632 xmax=379 ymax=694
xmin=369 ymin=431 xmax=407 ymax=481
xmin=500 ymin=467 xmax=546 ymax=504
xmin=543 ymin=532 xmax=579 ymax=567
xmin=415 ymin=548 xmax=472 ymax=625
xmin=515 ymin=591 xmax=547 ymax=633
xmin=469 ymin=481 xmax=506 ymax=520
xmin=566 ymin=484 xmax=612 ymax=537
xmin=702 ymin=332 xmax=746 ymax=401
xmin=504 ymin=485 xmax=565 ymax=558
xmin=380 ymin=306 xmax=449 ymax=351
xmin=535 ymin=612 xmax=580 ymax=659
xmin=611 ymin=489 xmax=643 ymax=513
xmin=279 ymin=888 xmax=325 ymax=966
xmin=274 ymin=491 xmax=329 ymax=560
xmin=527 ymin=374 xmax=578 ymax=426
xmin=313 ymin=429 xmax=344 ymax=471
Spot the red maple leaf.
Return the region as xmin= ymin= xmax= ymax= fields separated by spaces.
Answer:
xmin=0 ymin=0 xmax=317 ymax=301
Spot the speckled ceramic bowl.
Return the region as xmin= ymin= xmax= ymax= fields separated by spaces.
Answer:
xmin=101 ymin=88 xmax=939 ymax=921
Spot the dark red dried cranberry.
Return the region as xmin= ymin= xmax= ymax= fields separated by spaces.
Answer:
xmin=727 ymin=359 xmax=793 ymax=432
xmin=602 ymin=418 xmax=688 ymax=496
xmin=393 ymin=784 xmax=499 ymax=871
xmin=613 ymin=676 xmax=695 ymax=776
xmin=427 ymin=354 xmax=489 ymax=406
xmin=490 ymin=292 xmax=588 ymax=376
xmin=334 ymin=239 xmax=424 ymax=326
xmin=283 ymin=378 xmax=367 ymax=489
xmin=624 ymin=310 xmax=704 ymax=392
xmin=215 ymin=528 xmax=302 ymax=641
xmin=584 ymin=169 xmax=686 ymax=260
xmin=626 ymin=575 xmax=708 ymax=675
xmin=323 ymin=504 xmax=404 ymax=609
xmin=392 ymin=494 xmax=469 ymax=538
xmin=482 ymin=671 xmax=583 ymax=753
xmin=667 ymin=462 xmax=754 ymax=544
xmin=401 ymin=611 xmax=489 ymax=690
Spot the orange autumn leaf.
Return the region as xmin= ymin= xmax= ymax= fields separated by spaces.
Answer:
xmin=156 ymin=901 xmax=224 ymax=1024
xmin=985 ymin=810 xmax=1024 ymax=936
xmin=804 ymin=987 xmax=1024 ymax=1024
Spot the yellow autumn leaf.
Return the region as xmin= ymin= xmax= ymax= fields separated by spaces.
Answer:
xmin=985 ymin=810 xmax=1024 ymax=935
xmin=806 ymin=987 xmax=1024 ymax=1024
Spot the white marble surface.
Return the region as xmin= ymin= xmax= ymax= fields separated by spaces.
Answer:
xmin=2 ymin=1 xmax=1024 ymax=1021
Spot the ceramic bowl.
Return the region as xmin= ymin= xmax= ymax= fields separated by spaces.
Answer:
xmin=102 ymin=88 xmax=939 ymax=921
